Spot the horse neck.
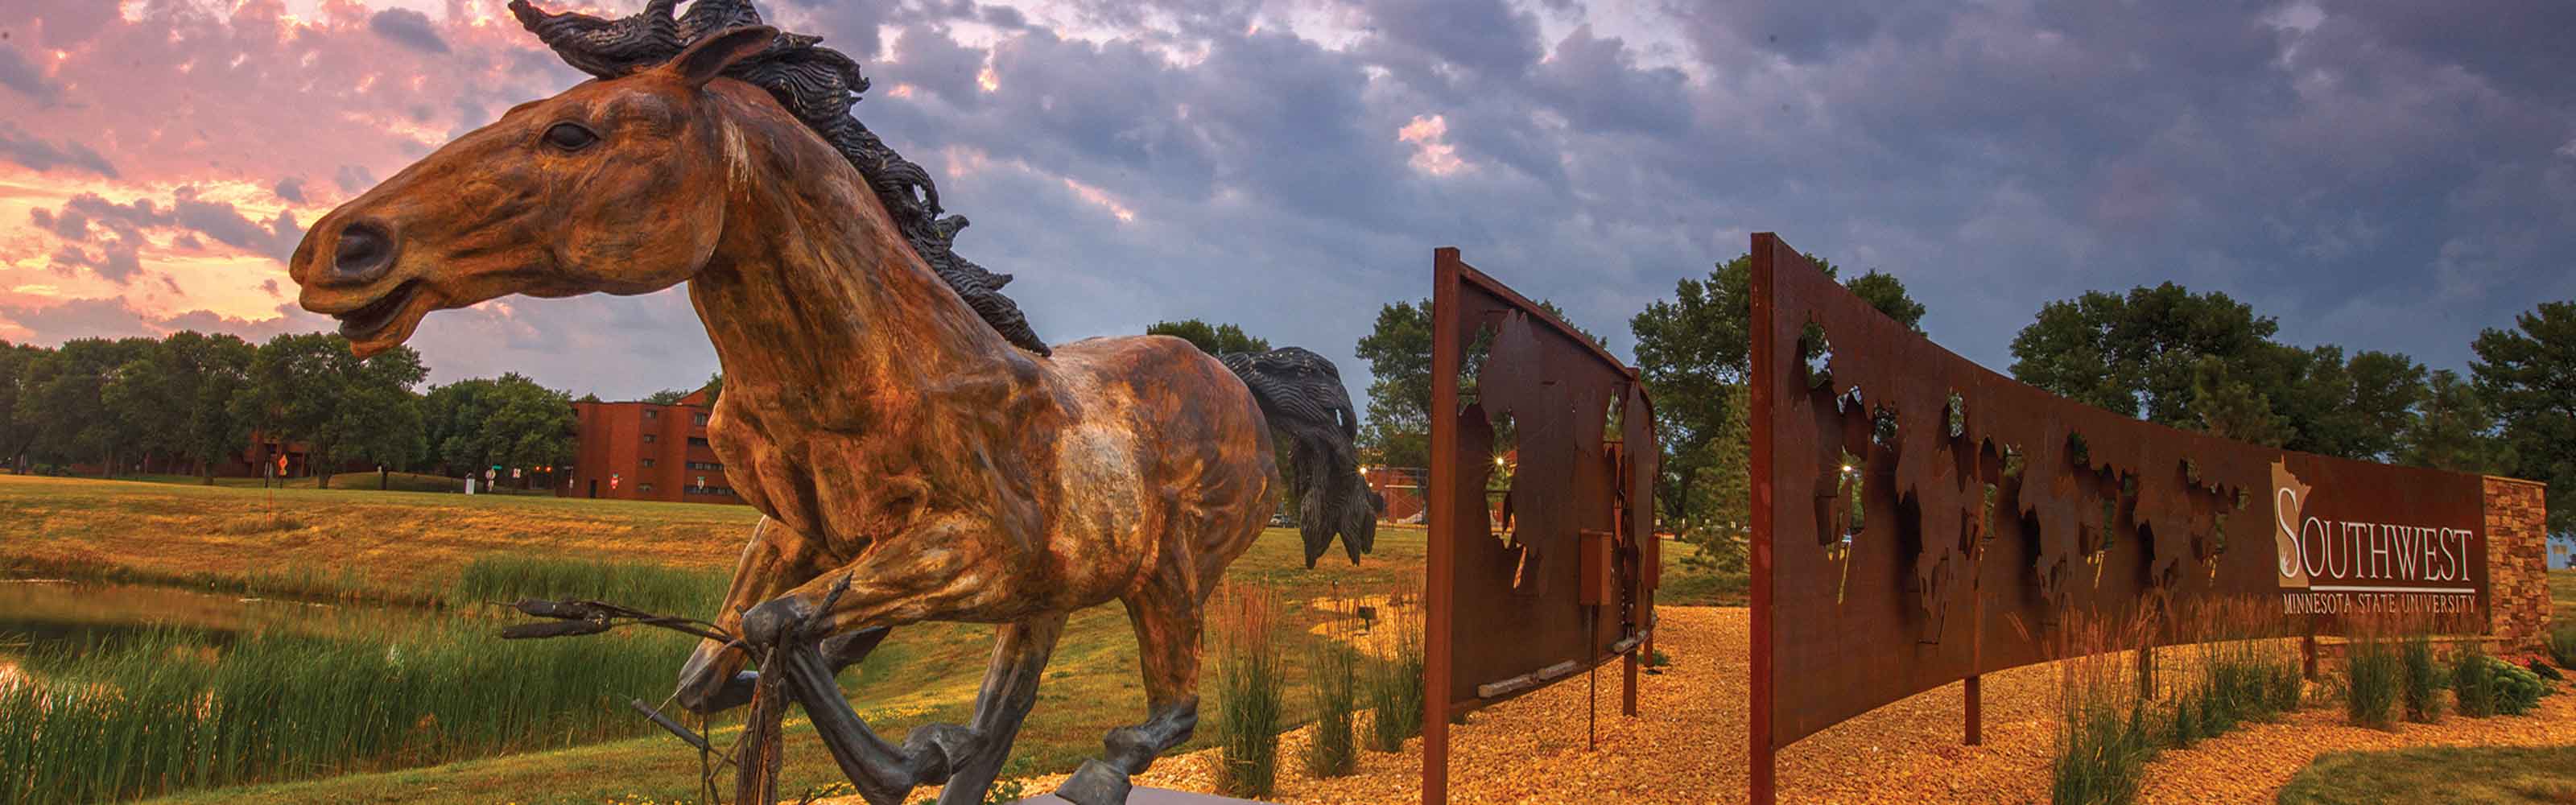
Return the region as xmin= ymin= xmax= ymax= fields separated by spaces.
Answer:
xmin=686 ymin=153 xmax=1028 ymax=425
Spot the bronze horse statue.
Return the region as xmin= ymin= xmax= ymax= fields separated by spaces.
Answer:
xmin=285 ymin=2 xmax=1377 ymax=803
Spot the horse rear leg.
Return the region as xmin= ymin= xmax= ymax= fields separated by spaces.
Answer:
xmin=935 ymin=613 xmax=1068 ymax=805
xmin=1055 ymin=575 xmax=1203 ymax=805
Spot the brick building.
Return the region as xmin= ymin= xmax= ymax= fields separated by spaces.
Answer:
xmin=559 ymin=389 xmax=747 ymax=505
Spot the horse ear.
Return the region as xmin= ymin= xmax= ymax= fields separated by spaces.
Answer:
xmin=667 ymin=26 xmax=775 ymax=88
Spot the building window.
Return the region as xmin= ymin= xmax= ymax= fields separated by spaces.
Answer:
xmin=643 ymin=434 xmax=657 ymax=444
xmin=688 ymin=437 xmax=711 ymax=447
xmin=687 ymin=485 xmax=736 ymax=496
xmin=693 ymin=412 xmax=710 ymax=425
xmin=640 ymin=483 xmax=654 ymax=493
xmin=687 ymin=460 xmax=722 ymax=471
xmin=642 ymin=458 xmax=656 ymax=469
xmin=644 ymin=409 xmax=658 ymax=419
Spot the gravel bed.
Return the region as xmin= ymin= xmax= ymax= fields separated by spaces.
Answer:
xmin=837 ymin=606 xmax=2570 ymax=804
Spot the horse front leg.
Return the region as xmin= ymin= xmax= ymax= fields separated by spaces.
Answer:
xmin=732 ymin=518 xmax=1033 ymax=805
xmin=677 ymin=516 xmax=846 ymax=714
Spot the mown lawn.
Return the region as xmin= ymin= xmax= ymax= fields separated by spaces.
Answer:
xmin=6 ymin=473 xmax=1719 ymax=804
xmin=2278 ymin=745 xmax=2576 ymax=804
xmin=2550 ymin=569 xmax=2573 ymax=621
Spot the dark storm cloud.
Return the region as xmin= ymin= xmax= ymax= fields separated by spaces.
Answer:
xmin=273 ymin=177 xmax=306 ymax=204
xmin=23 ymin=189 xmax=299 ymax=283
xmin=6 ymin=0 xmax=2570 ymax=402
xmin=368 ymin=9 xmax=451 ymax=55
xmin=171 ymin=187 xmax=302 ymax=262
xmin=0 ymin=42 xmax=60 ymax=103
xmin=1356 ymin=0 xmax=1542 ymax=80
xmin=0 ymin=122 xmax=117 ymax=176
xmin=334 ymin=164 xmax=377 ymax=195
xmin=0 ymin=297 xmax=322 ymax=345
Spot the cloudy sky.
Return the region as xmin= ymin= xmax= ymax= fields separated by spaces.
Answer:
xmin=2 ymin=0 xmax=2571 ymax=400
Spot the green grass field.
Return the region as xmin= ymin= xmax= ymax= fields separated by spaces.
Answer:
xmin=0 ymin=473 xmax=1728 ymax=803
xmin=2278 ymin=745 xmax=2576 ymax=804
xmin=2551 ymin=569 xmax=2573 ymax=621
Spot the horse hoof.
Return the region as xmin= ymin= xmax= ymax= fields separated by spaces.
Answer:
xmin=1053 ymin=758 xmax=1132 ymax=805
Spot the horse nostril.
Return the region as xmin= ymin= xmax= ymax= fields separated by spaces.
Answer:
xmin=330 ymin=220 xmax=396 ymax=283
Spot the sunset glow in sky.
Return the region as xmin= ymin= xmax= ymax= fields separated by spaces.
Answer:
xmin=3 ymin=1 xmax=2571 ymax=398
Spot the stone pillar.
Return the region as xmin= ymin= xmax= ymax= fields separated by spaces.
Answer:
xmin=2483 ymin=476 xmax=2551 ymax=653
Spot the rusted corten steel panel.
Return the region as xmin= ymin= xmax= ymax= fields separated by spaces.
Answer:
xmin=1428 ymin=250 xmax=1659 ymax=718
xmin=1748 ymin=232 xmax=2491 ymax=752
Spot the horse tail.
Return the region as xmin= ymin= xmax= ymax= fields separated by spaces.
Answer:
xmin=1220 ymin=347 xmax=1381 ymax=568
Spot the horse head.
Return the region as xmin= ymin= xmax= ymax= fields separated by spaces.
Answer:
xmin=286 ymin=27 xmax=778 ymax=357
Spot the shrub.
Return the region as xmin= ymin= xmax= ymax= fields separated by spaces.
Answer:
xmin=2054 ymin=695 xmax=2151 ymax=805
xmin=2167 ymin=691 xmax=2199 ymax=749
xmin=1300 ymin=638 xmax=1359 ymax=779
xmin=2401 ymin=633 xmax=2443 ymax=723
xmin=2548 ymin=624 xmax=2576 ymax=671
xmin=2050 ymin=620 xmax=2153 ymax=805
xmin=2343 ymin=632 xmax=2400 ymax=729
xmin=1360 ymin=612 xmax=1425 ymax=753
xmin=2268 ymin=662 xmax=2306 ymax=713
xmin=1210 ymin=585 xmax=1285 ymax=799
xmin=2453 ymin=642 xmax=2500 ymax=718
xmin=2494 ymin=660 xmax=2548 ymax=716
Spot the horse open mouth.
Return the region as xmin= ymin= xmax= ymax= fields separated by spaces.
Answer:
xmin=334 ymin=279 xmax=422 ymax=341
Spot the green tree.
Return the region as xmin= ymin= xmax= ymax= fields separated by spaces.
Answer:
xmin=1355 ymin=301 xmax=1435 ymax=470
xmin=2399 ymin=369 xmax=2510 ymax=474
xmin=2009 ymin=283 xmax=2277 ymax=426
xmin=2008 ymin=283 xmax=2426 ymax=461
xmin=1629 ymin=253 xmax=1925 ymax=559
xmin=233 ymin=333 xmax=344 ymax=485
xmin=167 ymin=332 xmax=258 ymax=484
xmin=1148 ymin=319 xmax=1271 ymax=356
xmin=1354 ymin=298 xmax=1599 ymax=472
xmin=423 ymin=373 xmax=574 ymax=485
xmin=2188 ymin=354 xmax=2290 ymax=447
xmin=642 ymin=388 xmax=691 ymax=404
xmin=22 ymin=337 xmax=156 ymax=475
xmin=0 ymin=341 xmax=46 ymax=472
xmin=2266 ymin=345 xmax=2426 ymax=460
xmin=2472 ymin=301 xmax=2576 ymax=535
xmin=328 ymin=345 xmax=429 ymax=489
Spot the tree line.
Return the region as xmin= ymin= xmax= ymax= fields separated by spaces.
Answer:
xmin=0 ymin=331 xmax=592 ymax=490
xmin=1340 ymin=254 xmax=2576 ymax=572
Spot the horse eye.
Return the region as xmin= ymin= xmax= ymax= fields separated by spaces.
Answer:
xmin=543 ymin=122 xmax=597 ymax=151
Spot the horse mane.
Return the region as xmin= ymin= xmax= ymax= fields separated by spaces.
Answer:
xmin=507 ymin=0 xmax=1051 ymax=356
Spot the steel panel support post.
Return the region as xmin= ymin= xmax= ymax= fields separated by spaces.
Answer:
xmin=1748 ymin=233 xmax=1781 ymax=805
xmin=1422 ymin=247 xmax=1465 ymax=805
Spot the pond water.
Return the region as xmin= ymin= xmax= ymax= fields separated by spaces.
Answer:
xmin=0 ymin=578 xmax=449 ymax=666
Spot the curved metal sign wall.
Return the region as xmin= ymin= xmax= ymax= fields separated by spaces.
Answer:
xmin=1746 ymin=233 xmax=2490 ymax=801
xmin=1424 ymin=248 xmax=1659 ymax=805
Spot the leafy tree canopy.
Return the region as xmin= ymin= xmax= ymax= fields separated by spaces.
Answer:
xmin=1148 ymin=319 xmax=1271 ymax=356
